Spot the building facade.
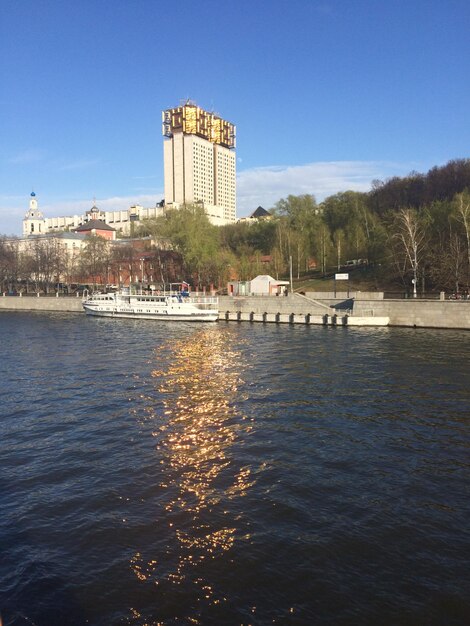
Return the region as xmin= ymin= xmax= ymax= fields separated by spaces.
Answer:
xmin=23 ymin=193 xmax=164 ymax=237
xmin=162 ymin=102 xmax=236 ymax=225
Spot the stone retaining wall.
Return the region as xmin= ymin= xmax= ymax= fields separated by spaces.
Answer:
xmin=219 ymin=295 xmax=470 ymax=329
xmin=0 ymin=295 xmax=83 ymax=313
xmin=354 ymin=298 xmax=470 ymax=330
xmin=304 ymin=291 xmax=385 ymax=300
xmin=1 ymin=294 xmax=469 ymax=329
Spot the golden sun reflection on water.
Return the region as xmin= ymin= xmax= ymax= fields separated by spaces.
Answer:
xmin=129 ymin=327 xmax=254 ymax=619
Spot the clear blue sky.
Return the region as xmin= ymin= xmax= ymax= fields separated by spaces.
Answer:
xmin=1 ymin=0 xmax=469 ymax=234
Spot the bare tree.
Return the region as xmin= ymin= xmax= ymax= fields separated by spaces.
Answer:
xmin=79 ymin=235 xmax=110 ymax=290
xmin=393 ymin=209 xmax=428 ymax=297
xmin=448 ymin=233 xmax=466 ymax=294
xmin=334 ymin=229 xmax=343 ymax=270
xmin=454 ymin=191 xmax=470 ymax=286
xmin=0 ymin=237 xmax=19 ymax=293
xmin=27 ymin=237 xmax=64 ymax=293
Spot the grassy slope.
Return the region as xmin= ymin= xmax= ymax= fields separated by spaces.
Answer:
xmin=292 ymin=267 xmax=405 ymax=295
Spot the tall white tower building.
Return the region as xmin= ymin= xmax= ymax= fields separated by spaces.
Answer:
xmin=162 ymin=103 xmax=236 ymax=225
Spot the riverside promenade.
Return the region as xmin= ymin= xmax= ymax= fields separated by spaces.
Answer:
xmin=1 ymin=292 xmax=469 ymax=329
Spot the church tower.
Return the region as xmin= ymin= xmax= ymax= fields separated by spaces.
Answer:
xmin=23 ymin=192 xmax=46 ymax=236
xmin=85 ymin=201 xmax=103 ymax=222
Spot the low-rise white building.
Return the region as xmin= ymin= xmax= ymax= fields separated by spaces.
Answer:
xmin=14 ymin=230 xmax=88 ymax=256
xmin=23 ymin=192 xmax=165 ymax=237
xmin=228 ymin=275 xmax=290 ymax=296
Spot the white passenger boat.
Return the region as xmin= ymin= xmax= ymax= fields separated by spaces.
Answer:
xmin=82 ymin=288 xmax=219 ymax=322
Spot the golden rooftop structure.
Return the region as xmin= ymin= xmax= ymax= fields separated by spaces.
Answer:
xmin=162 ymin=102 xmax=236 ymax=149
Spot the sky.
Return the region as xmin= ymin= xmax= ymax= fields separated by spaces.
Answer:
xmin=1 ymin=0 xmax=470 ymax=235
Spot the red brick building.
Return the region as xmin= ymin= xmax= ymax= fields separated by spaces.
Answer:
xmin=75 ymin=219 xmax=116 ymax=240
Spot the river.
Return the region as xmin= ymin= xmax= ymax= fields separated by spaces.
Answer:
xmin=1 ymin=312 xmax=469 ymax=625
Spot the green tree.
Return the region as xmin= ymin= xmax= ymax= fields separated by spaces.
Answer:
xmin=220 ymin=219 xmax=277 ymax=256
xmin=153 ymin=205 xmax=221 ymax=288
xmin=321 ymin=191 xmax=371 ymax=263
xmin=273 ymin=195 xmax=318 ymax=277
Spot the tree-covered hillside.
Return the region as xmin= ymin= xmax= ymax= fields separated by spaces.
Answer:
xmin=2 ymin=159 xmax=470 ymax=295
xmin=135 ymin=158 xmax=470 ymax=295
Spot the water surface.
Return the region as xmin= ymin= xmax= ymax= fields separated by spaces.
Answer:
xmin=1 ymin=312 xmax=469 ymax=625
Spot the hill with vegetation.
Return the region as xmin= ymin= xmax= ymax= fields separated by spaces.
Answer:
xmin=136 ymin=158 xmax=470 ymax=296
xmin=1 ymin=159 xmax=469 ymax=296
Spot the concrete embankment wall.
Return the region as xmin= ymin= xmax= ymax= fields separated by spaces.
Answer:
xmin=353 ymin=298 xmax=470 ymax=330
xmin=219 ymin=294 xmax=331 ymax=317
xmin=219 ymin=294 xmax=470 ymax=329
xmin=0 ymin=295 xmax=83 ymax=313
xmin=1 ymin=293 xmax=469 ymax=329
xmin=218 ymin=295 xmax=383 ymax=326
xmin=299 ymin=292 xmax=470 ymax=329
xmin=303 ymin=291 xmax=386 ymax=301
